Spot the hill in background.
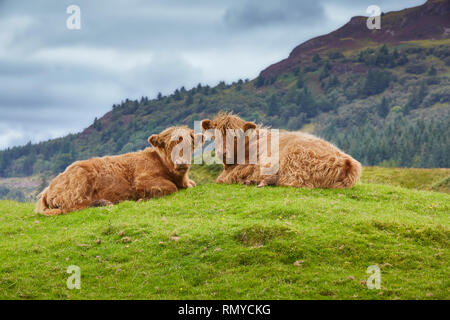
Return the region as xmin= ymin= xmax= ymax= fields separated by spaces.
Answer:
xmin=0 ymin=0 xmax=448 ymax=182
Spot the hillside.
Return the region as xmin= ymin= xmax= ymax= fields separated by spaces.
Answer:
xmin=260 ymin=0 xmax=450 ymax=77
xmin=0 ymin=0 xmax=449 ymax=179
xmin=0 ymin=183 xmax=448 ymax=299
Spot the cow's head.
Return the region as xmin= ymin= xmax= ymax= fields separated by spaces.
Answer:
xmin=148 ymin=126 xmax=195 ymax=176
xmin=201 ymin=112 xmax=257 ymax=166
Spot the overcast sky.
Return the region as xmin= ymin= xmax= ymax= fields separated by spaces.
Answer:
xmin=0 ymin=0 xmax=424 ymax=150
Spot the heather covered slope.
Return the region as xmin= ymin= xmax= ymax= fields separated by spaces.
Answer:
xmin=0 ymin=183 xmax=448 ymax=299
xmin=260 ymin=0 xmax=450 ymax=77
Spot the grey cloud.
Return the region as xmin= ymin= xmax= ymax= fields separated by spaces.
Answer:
xmin=223 ymin=0 xmax=324 ymax=29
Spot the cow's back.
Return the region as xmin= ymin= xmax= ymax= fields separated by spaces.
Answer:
xmin=277 ymin=131 xmax=361 ymax=188
xmin=44 ymin=150 xmax=148 ymax=212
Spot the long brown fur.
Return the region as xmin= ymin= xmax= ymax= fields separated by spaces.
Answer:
xmin=201 ymin=113 xmax=362 ymax=189
xmin=36 ymin=126 xmax=196 ymax=216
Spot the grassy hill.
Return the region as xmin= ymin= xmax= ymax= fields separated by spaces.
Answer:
xmin=0 ymin=182 xmax=448 ymax=299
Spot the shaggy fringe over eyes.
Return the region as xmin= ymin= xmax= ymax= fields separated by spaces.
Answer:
xmin=153 ymin=126 xmax=194 ymax=151
xmin=212 ymin=112 xmax=260 ymax=133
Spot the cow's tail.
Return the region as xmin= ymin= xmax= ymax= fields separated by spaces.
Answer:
xmin=339 ymin=157 xmax=362 ymax=188
xmin=35 ymin=188 xmax=62 ymax=216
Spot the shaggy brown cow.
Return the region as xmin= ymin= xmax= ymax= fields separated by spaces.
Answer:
xmin=36 ymin=126 xmax=196 ymax=216
xmin=201 ymin=113 xmax=361 ymax=188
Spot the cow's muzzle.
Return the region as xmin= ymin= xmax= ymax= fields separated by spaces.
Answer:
xmin=175 ymin=163 xmax=189 ymax=172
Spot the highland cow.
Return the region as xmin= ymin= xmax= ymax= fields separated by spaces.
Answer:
xmin=36 ymin=126 xmax=196 ymax=215
xmin=201 ymin=113 xmax=361 ymax=188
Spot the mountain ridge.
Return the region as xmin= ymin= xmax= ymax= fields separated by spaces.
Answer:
xmin=260 ymin=0 xmax=450 ymax=77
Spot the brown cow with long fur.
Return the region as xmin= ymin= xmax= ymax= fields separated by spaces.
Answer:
xmin=36 ymin=126 xmax=196 ymax=216
xmin=201 ymin=113 xmax=361 ymax=188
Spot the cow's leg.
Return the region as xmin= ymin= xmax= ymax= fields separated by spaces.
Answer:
xmin=243 ymin=179 xmax=257 ymax=186
xmin=135 ymin=177 xmax=178 ymax=200
xmin=61 ymin=199 xmax=93 ymax=213
xmin=89 ymin=199 xmax=114 ymax=207
xmin=216 ymin=171 xmax=238 ymax=184
xmin=43 ymin=209 xmax=63 ymax=216
xmin=179 ymin=176 xmax=196 ymax=188
xmin=216 ymin=175 xmax=227 ymax=184
xmin=257 ymin=175 xmax=279 ymax=188
xmin=44 ymin=165 xmax=95 ymax=214
xmin=187 ymin=179 xmax=196 ymax=187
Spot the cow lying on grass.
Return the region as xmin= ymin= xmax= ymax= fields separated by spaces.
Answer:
xmin=36 ymin=126 xmax=196 ymax=216
xmin=201 ymin=113 xmax=361 ymax=188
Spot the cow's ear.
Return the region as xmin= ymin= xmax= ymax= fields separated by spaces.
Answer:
xmin=201 ymin=119 xmax=212 ymax=130
xmin=189 ymin=130 xmax=195 ymax=141
xmin=148 ymin=134 xmax=164 ymax=148
xmin=243 ymin=122 xmax=256 ymax=131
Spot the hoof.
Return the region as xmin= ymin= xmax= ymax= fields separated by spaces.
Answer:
xmin=258 ymin=175 xmax=279 ymax=188
xmin=187 ymin=179 xmax=196 ymax=188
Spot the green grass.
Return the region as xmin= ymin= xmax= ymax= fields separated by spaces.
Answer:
xmin=188 ymin=164 xmax=222 ymax=185
xmin=362 ymin=167 xmax=450 ymax=193
xmin=432 ymin=176 xmax=450 ymax=193
xmin=0 ymin=183 xmax=448 ymax=300
xmin=189 ymin=165 xmax=450 ymax=193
